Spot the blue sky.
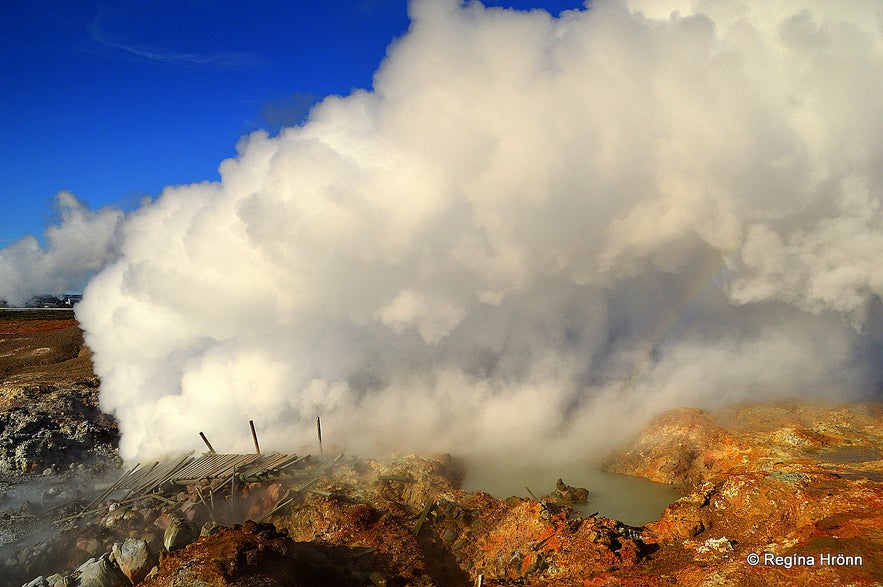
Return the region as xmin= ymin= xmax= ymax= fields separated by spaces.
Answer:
xmin=0 ymin=0 xmax=583 ymax=246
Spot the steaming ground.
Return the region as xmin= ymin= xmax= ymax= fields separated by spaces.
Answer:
xmin=4 ymin=0 xmax=882 ymax=463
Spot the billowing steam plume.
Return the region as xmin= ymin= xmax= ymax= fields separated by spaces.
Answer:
xmin=0 ymin=192 xmax=122 ymax=306
xmin=68 ymin=0 xmax=883 ymax=462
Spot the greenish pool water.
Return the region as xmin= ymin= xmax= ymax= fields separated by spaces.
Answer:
xmin=461 ymin=461 xmax=684 ymax=527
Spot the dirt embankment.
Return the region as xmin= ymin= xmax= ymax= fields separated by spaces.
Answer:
xmin=0 ymin=311 xmax=118 ymax=474
xmin=0 ymin=310 xmax=95 ymax=389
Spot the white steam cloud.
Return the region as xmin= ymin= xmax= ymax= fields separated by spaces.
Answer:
xmin=67 ymin=0 xmax=883 ymax=462
xmin=0 ymin=192 xmax=123 ymax=305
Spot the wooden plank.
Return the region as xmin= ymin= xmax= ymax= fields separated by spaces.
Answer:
xmin=81 ymin=463 xmax=141 ymax=512
xmin=304 ymin=488 xmax=331 ymax=497
xmin=172 ymin=453 xmax=270 ymax=484
xmin=135 ymin=453 xmax=195 ymax=495
xmin=238 ymin=453 xmax=301 ymax=481
xmin=413 ymin=500 xmax=434 ymax=536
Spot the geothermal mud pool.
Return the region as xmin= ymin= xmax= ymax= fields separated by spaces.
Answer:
xmin=461 ymin=462 xmax=683 ymax=527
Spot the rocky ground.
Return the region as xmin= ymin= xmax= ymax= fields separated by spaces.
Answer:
xmin=606 ymin=403 xmax=883 ymax=586
xmin=0 ymin=310 xmax=118 ymax=474
xmin=0 ymin=311 xmax=881 ymax=586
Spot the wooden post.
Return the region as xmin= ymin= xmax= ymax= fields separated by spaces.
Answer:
xmin=194 ymin=485 xmax=216 ymax=524
xmin=316 ymin=416 xmax=323 ymax=456
xmin=199 ymin=432 xmax=216 ymax=454
xmin=249 ymin=420 xmax=261 ymax=454
xmin=230 ymin=464 xmax=236 ymax=518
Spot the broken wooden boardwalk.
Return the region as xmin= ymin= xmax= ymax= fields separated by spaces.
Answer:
xmin=52 ymin=451 xmax=319 ymax=525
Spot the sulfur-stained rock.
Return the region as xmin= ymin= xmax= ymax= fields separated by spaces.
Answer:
xmin=606 ymin=402 xmax=883 ymax=585
xmin=606 ymin=407 xmax=727 ymax=485
xmin=645 ymin=485 xmax=712 ymax=542
xmin=685 ymin=536 xmax=735 ymax=563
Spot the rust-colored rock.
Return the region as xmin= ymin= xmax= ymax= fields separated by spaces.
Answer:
xmin=111 ymin=538 xmax=155 ymax=585
xmin=141 ymin=521 xmax=361 ymax=587
xmin=543 ymin=478 xmax=589 ymax=504
xmin=608 ymin=402 xmax=883 ymax=586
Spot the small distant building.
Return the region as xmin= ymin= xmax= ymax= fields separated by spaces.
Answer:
xmin=63 ymin=294 xmax=83 ymax=306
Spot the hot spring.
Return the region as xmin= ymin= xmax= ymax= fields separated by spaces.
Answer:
xmin=462 ymin=460 xmax=683 ymax=527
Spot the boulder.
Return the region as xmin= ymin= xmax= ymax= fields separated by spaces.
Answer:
xmin=545 ymin=478 xmax=589 ymax=504
xmin=111 ymin=538 xmax=156 ymax=585
xmin=199 ymin=521 xmax=220 ymax=537
xmin=162 ymin=518 xmax=198 ymax=552
xmin=71 ymin=553 xmax=128 ymax=587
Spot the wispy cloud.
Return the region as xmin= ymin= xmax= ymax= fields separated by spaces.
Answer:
xmin=88 ymin=9 xmax=268 ymax=69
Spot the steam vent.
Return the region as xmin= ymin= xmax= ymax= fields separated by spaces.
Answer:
xmin=1 ymin=309 xmax=882 ymax=584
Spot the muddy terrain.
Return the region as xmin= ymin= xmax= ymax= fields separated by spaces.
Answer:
xmin=1 ymin=311 xmax=881 ymax=586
